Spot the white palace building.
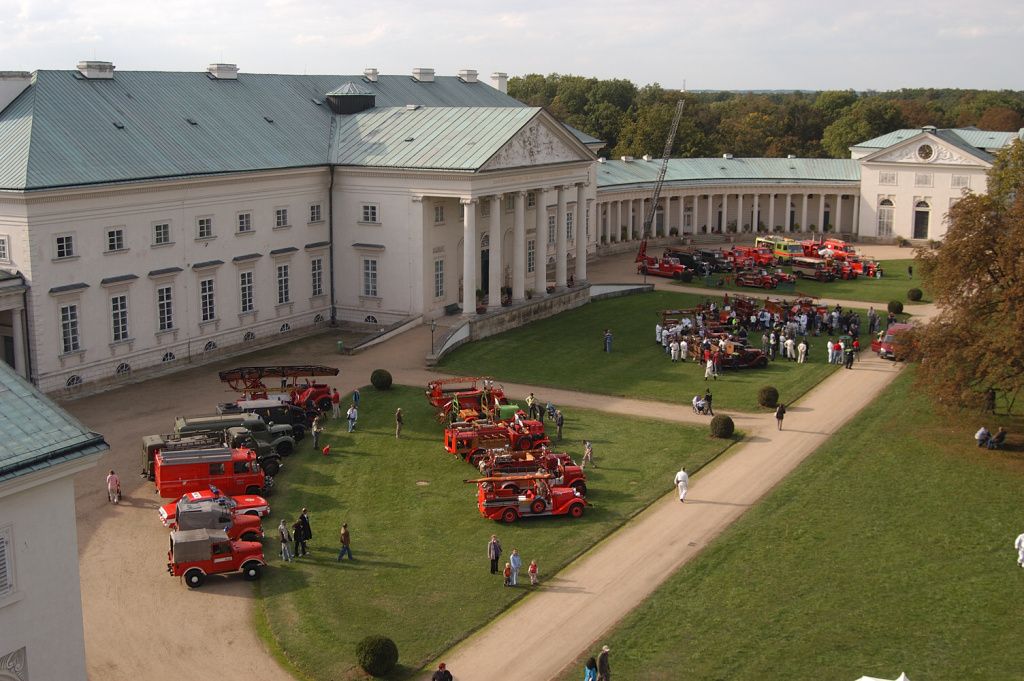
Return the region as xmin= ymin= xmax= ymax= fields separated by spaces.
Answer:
xmin=0 ymin=62 xmax=1020 ymax=393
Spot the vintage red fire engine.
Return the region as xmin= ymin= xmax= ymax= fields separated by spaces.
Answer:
xmin=444 ymin=419 xmax=551 ymax=464
xmin=167 ymin=528 xmax=266 ymax=588
xmin=478 ymin=448 xmax=588 ymax=495
xmin=154 ymin=446 xmax=271 ymax=499
xmin=466 ymin=473 xmax=587 ymax=523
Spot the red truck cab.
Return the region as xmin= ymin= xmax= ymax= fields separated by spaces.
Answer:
xmin=871 ymin=323 xmax=913 ymax=360
xmin=167 ymin=528 xmax=265 ymax=588
xmin=154 ymin=447 xmax=271 ymax=499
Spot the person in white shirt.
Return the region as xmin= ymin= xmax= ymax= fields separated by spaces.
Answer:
xmin=784 ymin=337 xmax=796 ymax=361
xmin=670 ymin=339 xmax=680 ymax=362
xmin=655 ymin=323 xmax=663 ymax=345
xmin=797 ymin=339 xmax=808 ymax=363
xmin=680 ymin=338 xmax=689 ymax=362
xmin=1015 ymin=532 xmax=1024 ymax=567
xmin=674 ymin=468 xmax=689 ymax=503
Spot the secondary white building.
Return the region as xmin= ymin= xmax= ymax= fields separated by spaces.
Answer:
xmin=0 ymin=360 xmax=108 ymax=681
xmin=0 ymin=64 xmax=597 ymax=394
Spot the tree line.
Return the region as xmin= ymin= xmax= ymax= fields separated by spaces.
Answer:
xmin=509 ymin=74 xmax=1024 ymax=159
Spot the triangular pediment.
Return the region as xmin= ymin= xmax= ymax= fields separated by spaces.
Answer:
xmin=862 ymin=133 xmax=991 ymax=167
xmin=480 ymin=112 xmax=594 ymax=171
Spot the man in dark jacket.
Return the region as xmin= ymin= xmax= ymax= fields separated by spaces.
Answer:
xmin=487 ymin=534 xmax=502 ymax=574
xmin=296 ymin=507 xmax=312 ymax=556
xmin=431 ymin=662 xmax=453 ymax=681
xmin=597 ymin=645 xmax=611 ymax=681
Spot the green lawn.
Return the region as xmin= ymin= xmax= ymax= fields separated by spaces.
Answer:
xmin=255 ymin=385 xmax=732 ymax=680
xmin=557 ymin=368 xmax=1024 ymax=681
xmin=677 ymin=258 xmax=929 ymax=304
xmin=440 ymin=291 xmax=845 ymax=412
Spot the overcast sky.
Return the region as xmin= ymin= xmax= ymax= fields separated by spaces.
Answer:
xmin=1 ymin=0 xmax=1021 ymax=91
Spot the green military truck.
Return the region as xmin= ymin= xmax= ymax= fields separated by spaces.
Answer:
xmin=174 ymin=414 xmax=296 ymax=457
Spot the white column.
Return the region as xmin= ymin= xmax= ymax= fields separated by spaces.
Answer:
xmin=535 ymin=188 xmax=548 ymax=295
xmin=835 ymin=194 xmax=844 ymax=233
xmin=676 ymin=196 xmax=683 ymax=235
xmin=575 ymin=183 xmax=587 ymax=282
xmin=11 ymin=306 xmax=25 ymax=378
xmin=626 ymin=199 xmax=634 ymax=241
xmin=784 ymin=193 xmax=792 ymax=231
xmin=753 ymin=193 xmax=760 ymax=232
xmin=737 ymin=193 xmax=744 ymax=233
xmin=818 ymin=194 xmax=826 ymax=233
xmin=853 ymin=195 xmax=861 ymax=235
xmin=462 ymin=198 xmax=477 ymax=315
xmin=768 ymin=194 xmax=775 ymax=234
xmin=801 ymin=194 xmax=809 ymax=232
xmin=512 ymin=191 xmax=526 ymax=301
xmin=706 ymin=194 xmax=714 ymax=233
xmin=555 ymin=186 xmax=568 ymax=288
xmin=488 ymin=194 xmax=503 ymax=311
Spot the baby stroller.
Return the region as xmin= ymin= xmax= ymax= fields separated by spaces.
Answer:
xmin=692 ymin=397 xmax=710 ymax=415
xmin=545 ymin=402 xmax=557 ymax=420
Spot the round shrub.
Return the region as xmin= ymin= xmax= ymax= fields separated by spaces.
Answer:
xmin=907 ymin=288 xmax=923 ymax=302
xmin=710 ymin=414 xmax=735 ymax=439
xmin=887 ymin=300 xmax=904 ymax=315
xmin=757 ymin=386 xmax=779 ymax=408
xmin=370 ymin=369 xmax=393 ymax=391
xmin=355 ymin=635 xmax=399 ymax=677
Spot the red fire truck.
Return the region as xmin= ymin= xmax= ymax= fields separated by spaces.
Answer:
xmin=444 ymin=420 xmax=551 ymax=464
xmin=167 ymin=529 xmax=265 ymax=588
xmin=466 ymin=474 xmax=586 ymax=523
xmin=154 ymin=446 xmax=271 ymax=499
xmin=218 ymin=365 xmax=340 ymax=412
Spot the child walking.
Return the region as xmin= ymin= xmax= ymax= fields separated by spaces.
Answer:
xmin=503 ymin=562 xmax=512 ymax=587
xmin=528 ymin=559 xmax=539 ymax=585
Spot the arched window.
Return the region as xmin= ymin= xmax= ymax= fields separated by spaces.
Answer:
xmin=877 ymin=199 xmax=894 ymax=237
xmin=66 ymin=374 xmax=83 ymax=388
xmin=279 ymin=323 xmax=291 ymax=333
xmin=313 ymin=313 xmax=325 ymax=325
xmin=203 ymin=340 xmax=217 ymax=352
xmin=364 ymin=315 xmax=378 ymax=324
xmin=161 ymin=352 xmax=176 ymax=362
xmin=913 ymin=200 xmax=931 ymax=239
xmin=115 ymin=362 xmax=131 ymax=376
xmin=243 ymin=331 xmax=256 ymax=342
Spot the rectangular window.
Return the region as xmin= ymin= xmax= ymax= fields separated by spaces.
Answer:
xmin=110 ymin=295 xmax=129 ymax=342
xmin=434 ymin=258 xmax=444 ymax=298
xmin=0 ymin=525 xmax=14 ymax=599
xmin=200 ymin=279 xmax=216 ymax=322
xmin=527 ymin=239 xmax=536 ymax=273
xmin=951 ymin=175 xmax=970 ymax=189
xmin=277 ymin=264 xmax=290 ymax=304
xmin=480 ymin=201 xmax=491 ymax=218
xmin=566 ymin=212 xmax=574 ymax=241
xmin=197 ymin=217 xmax=213 ymax=239
xmin=0 ymin=235 xmax=8 ymax=263
xmin=60 ymin=303 xmax=80 ymax=353
xmin=547 ymin=215 xmax=556 ymax=244
xmin=434 ymin=205 xmax=445 ymax=224
xmin=309 ymin=204 xmax=322 ymax=223
xmin=153 ymin=223 xmax=171 ymax=246
xmin=527 ymin=192 xmax=536 ymax=208
xmin=362 ymin=258 xmax=378 ymax=297
xmin=311 ymin=258 xmax=324 ymax=297
xmin=56 ymin=234 xmax=75 ymax=259
xmin=914 ymin=173 xmax=933 ymax=187
xmin=878 ymin=171 xmax=897 ymax=186
xmin=505 ymin=195 xmax=515 ymax=213
xmin=157 ymin=286 xmax=174 ymax=331
xmin=361 ymin=204 xmax=379 ymax=223
xmin=586 ymin=208 xmax=590 ymax=237
xmin=239 ymin=271 xmax=254 ymax=313
xmin=877 ymin=203 xmax=894 ymax=237
xmin=275 ymin=208 xmax=289 ymax=228
xmin=237 ymin=212 xmax=252 ymax=233
xmin=106 ymin=228 xmax=125 ymax=252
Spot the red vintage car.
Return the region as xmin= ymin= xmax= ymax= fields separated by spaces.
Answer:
xmin=167 ymin=528 xmax=265 ymax=588
xmin=637 ymin=255 xmax=693 ymax=281
xmin=718 ymin=348 xmax=770 ymax=369
xmin=466 ymin=474 xmax=586 ymax=523
xmin=728 ymin=246 xmax=775 ymax=268
xmin=426 ymin=376 xmax=511 ymax=423
xmin=159 ymin=487 xmax=270 ymax=526
xmin=478 ymin=448 xmax=587 ymax=496
xmin=734 ymin=270 xmax=779 ymax=289
xmin=162 ymin=498 xmax=264 ymax=542
xmin=871 ymin=323 xmax=913 ymax=360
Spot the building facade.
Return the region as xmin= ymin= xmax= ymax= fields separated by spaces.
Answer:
xmin=0 ymin=361 xmax=108 ymax=681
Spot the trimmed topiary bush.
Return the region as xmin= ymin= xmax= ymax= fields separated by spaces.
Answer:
xmin=758 ymin=386 xmax=779 ymax=408
xmin=710 ymin=414 xmax=735 ymax=439
xmin=355 ymin=635 xmax=399 ymax=677
xmin=887 ymin=300 xmax=904 ymax=315
xmin=907 ymin=288 xmax=923 ymax=302
xmin=370 ymin=369 xmax=393 ymax=391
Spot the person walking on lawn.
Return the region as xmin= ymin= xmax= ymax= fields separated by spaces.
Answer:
xmin=346 ymin=404 xmax=358 ymax=432
xmin=555 ymin=409 xmax=565 ymax=441
xmin=597 ymin=645 xmax=611 ymax=681
xmin=488 ymin=534 xmax=502 ymax=574
xmin=395 ymin=407 xmax=404 ymax=439
xmin=311 ymin=413 xmax=324 ymax=450
xmin=582 ymin=440 xmax=595 ymax=468
xmin=337 ymin=523 xmax=353 ymax=561
xmin=775 ymin=403 xmax=787 ymax=430
xmin=278 ymin=519 xmax=293 ymax=562
xmin=331 ymin=388 xmax=341 ymax=418
xmin=352 ymin=387 xmax=361 ymax=409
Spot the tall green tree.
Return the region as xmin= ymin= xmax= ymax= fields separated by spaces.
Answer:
xmin=914 ymin=140 xmax=1024 ymax=410
xmin=821 ymin=99 xmax=906 ymax=157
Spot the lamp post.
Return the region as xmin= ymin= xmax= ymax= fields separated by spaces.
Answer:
xmin=430 ymin=319 xmax=437 ymax=354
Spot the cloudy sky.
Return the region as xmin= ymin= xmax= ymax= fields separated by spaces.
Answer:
xmin=1 ymin=0 xmax=1021 ymax=90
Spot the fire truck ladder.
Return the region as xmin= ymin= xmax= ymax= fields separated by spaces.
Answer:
xmin=641 ymin=99 xmax=686 ymax=242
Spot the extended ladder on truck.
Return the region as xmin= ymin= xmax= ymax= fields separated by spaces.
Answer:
xmin=218 ymin=365 xmax=340 ymax=399
xmin=636 ymin=100 xmax=687 ymax=268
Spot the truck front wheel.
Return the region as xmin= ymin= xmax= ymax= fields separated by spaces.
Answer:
xmin=184 ymin=568 xmax=205 ymax=588
xmin=317 ymin=398 xmax=333 ymax=413
xmin=275 ymin=441 xmax=294 ymax=457
xmin=242 ymin=563 xmax=262 ymax=581
xmin=568 ymin=503 xmax=585 ymax=519
xmin=500 ymin=508 xmax=519 ymax=524
xmin=262 ymin=459 xmax=281 ymax=477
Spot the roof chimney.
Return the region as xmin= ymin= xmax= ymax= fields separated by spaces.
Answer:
xmin=922 ymin=125 xmax=937 ymax=133
xmin=363 ymin=67 xmax=379 ymax=83
xmin=787 ymin=154 xmax=796 ymax=159
xmin=642 ymin=154 xmax=652 ymax=162
xmin=458 ymin=69 xmax=478 ymax=83
xmin=412 ymin=67 xmax=435 ymax=83
xmin=0 ymin=71 xmax=32 ymax=114
xmin=77 ymin=60 xmax=114 ymax=79
xmin=207 ymin=63 xmax=239 ymax=80
xmin=491 ymin=72 xmax=508 ymax=93
xmin=325 ymin=82 xmax=376 ymax=114
xmin=722 ymin=153 xmax=734 ymax=159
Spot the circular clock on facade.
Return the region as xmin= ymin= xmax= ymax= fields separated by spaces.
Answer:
xmin=917 ymin=144 xmax=934 ymax=161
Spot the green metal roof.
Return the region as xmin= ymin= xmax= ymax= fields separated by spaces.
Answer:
xmin=597 ymin=157 xmax=860 ymax=190
xmin=0 ymin=362 xmax=108 ymax=483
xmin=330 ymin=107 xmax=540 ymax=170
xmin=0 ymin=70 xmax=596 ymax=190
xmin=853 ymin=127 xmax=1020 ymax=154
